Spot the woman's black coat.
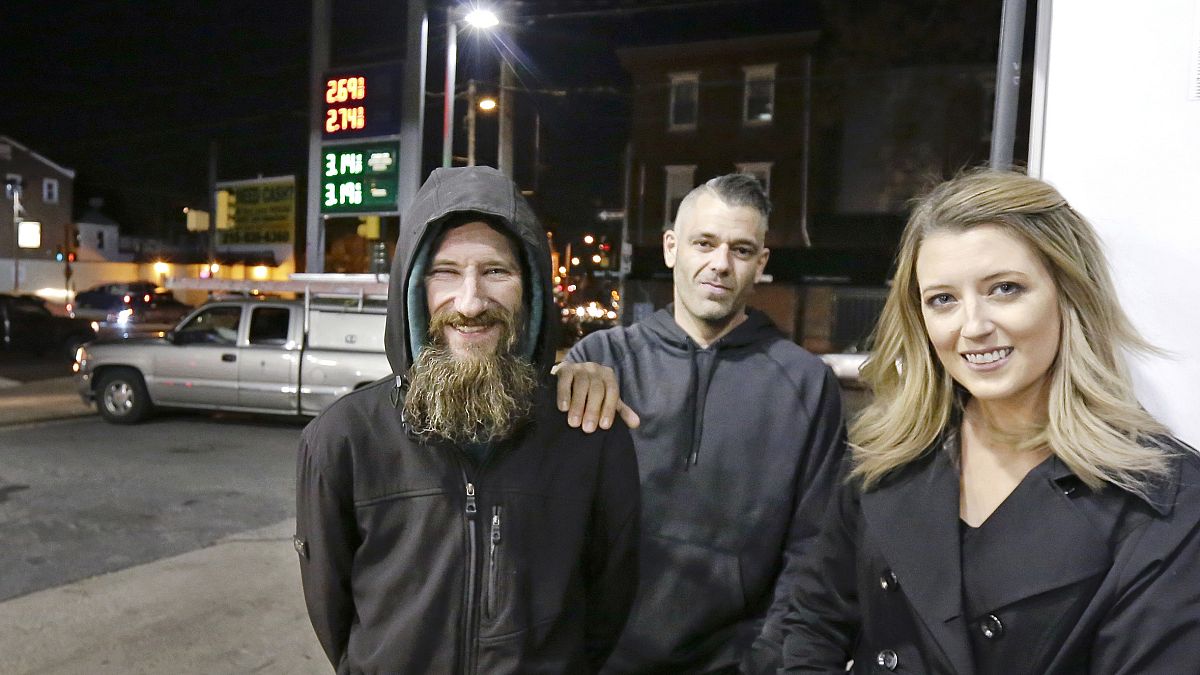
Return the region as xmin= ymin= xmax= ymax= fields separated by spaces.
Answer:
xmin=780 ymin=434 xmax=1200 ymax=674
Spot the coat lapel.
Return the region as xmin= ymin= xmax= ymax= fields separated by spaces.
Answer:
xmin=961 ymin=458 xmax=1110 ymax=614
xmin=861 ymin=447 xmax=975 ymax=675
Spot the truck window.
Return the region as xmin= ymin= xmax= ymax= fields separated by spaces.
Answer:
xmin=248 ymin=307 xmax=290 ymax=345
xmin=175 ymin=306 xmax=242 ymax=345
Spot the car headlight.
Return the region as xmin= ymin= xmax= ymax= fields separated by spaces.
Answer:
xmin=74 ymin=346 xmax=87 ymax=372
xmin=116 ymin=308 xmax=133 ymax=326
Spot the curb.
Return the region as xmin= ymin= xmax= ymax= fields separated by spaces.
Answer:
xmin=0 ymin=377 xmax=95 ymax=427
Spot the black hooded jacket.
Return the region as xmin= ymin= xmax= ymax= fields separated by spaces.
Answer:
xmin=567 ymin=306 xmax=846 ymax=673
xmin=295 ymin=167 xmax=640 ymax=674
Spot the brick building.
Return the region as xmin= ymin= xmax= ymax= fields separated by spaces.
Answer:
xmin=618 ymin=32 xmax=818 ymax=250
xmin=1 ymin=135 xmax=75 ymax=265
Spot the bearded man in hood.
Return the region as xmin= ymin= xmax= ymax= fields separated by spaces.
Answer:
xmin=295 ymin=166 xmax=640 ymax=674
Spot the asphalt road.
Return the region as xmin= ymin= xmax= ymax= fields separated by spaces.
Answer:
xmin=0 ymin=412 xmax=306 ymax=602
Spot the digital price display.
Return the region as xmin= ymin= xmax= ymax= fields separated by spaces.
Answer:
xmin=321 ymin=63 xmax=402 ymax=140
xmin=320 ymin=142 xmax=400 ymax=214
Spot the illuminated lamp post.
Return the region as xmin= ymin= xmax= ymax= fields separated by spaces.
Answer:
xmin=468 ymin=88 xmax=498 ymax=167
xmin=443 ymin=7 xmax=500 ymax=168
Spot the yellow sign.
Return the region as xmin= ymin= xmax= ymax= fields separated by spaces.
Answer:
xmin=216 ymin=177 xmax=295 ymax=245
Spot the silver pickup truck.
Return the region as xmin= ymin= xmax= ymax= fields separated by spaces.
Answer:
xmin=74 ymin=294 xmax=390 ymax=424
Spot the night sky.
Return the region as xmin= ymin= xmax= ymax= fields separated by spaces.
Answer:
xmin=0 ymin=0 xmax=817 ymax=248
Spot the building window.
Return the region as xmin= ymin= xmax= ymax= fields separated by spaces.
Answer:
xmin=664 ymin=165 xmax=696 ymax=228
xmin=43 ymin=178 xmax=59 ymax=204
xmin=736 ymin=162 xmax=773 ymax=195
xmin=668 ymin=72 xmax=699 ymax=130
xmin=743 ymin=64 xmax=776 ymax=125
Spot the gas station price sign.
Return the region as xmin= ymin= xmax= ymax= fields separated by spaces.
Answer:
xmin=320 ymin=142 xmax=400 ymax=214
xmin=321 ymin=63 xmax=402 ymax=140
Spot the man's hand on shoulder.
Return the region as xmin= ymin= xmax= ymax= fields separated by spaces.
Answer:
xmin=551 ymin=361 xmax=641 ymax=433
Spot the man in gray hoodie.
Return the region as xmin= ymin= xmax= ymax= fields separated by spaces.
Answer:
xmin=565 ymin=173 xmax=847 ymax=674
xmin=295 ymin=166 xmax=640 ymax=673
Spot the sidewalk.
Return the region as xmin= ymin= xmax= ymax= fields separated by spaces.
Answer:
xmin=0 ymin=376 xmax=95 ymax=426
xmin=0 ymin=378 xmax=329 ymax=674
xmin=0 ymin=521 xmax=328 ymax=675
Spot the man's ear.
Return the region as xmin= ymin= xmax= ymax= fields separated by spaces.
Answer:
xmin=663 ymin=229 xmax=678 ymax=269
xmin=755 ymin=247 xmax=770 ymax=282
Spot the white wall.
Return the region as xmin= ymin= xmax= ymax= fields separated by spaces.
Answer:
xmin=1030 ymin=0 xmax=1200 ymax=445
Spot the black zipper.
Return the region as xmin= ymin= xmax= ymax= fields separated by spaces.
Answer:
xmin=486 ymin=505 xmax=503 ymax=619
xmin=460 ymin=466 xmax=479 ymax=675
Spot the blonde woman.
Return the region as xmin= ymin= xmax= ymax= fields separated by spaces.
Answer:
xmin=780 ymin=170 xmax=1200 ymax=674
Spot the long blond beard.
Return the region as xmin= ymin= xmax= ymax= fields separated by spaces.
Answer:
xmin=403 ymin=306 xmax=537 ymax=444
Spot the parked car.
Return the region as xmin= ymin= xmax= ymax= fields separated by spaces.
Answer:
xmin=74 ymin=294 xmax=389 ymax=424
xmin=1 ymin=293 xmax=97 ymax=357
xmin=819 ymin=337 xmax=872 ymax=387
xmin=69 ymin=282 xmax=159 ymax=319
xmin=69 ymin=282 xmax=193 ymax=336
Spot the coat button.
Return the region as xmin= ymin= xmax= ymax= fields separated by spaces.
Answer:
xmin=980 ymin=614 xmax=1004 ymax=639
xmin=876 ymin=649 xmax=899 ymax=671
xmin=879 ymin=568 xmax=899 ymax=591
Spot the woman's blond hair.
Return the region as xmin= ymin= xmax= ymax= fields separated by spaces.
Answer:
xmin=850 ymin=169 xmax=1170 ymax=496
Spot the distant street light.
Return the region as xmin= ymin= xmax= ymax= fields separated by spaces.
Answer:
xmin=465 ymin=8 xmax=499 ymax=28
xmin=443 ymin=7 xmax=501 ymax=167
xmin=583 ymin=234 xmax=594 ymax=245
xmin=478 ymin=97 xmax=497 ymax=111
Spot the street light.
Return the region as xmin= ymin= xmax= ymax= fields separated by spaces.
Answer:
xmin=443 ymin=7 xmax=501 ymax=167
xmin=465 ymin=8 xmax=499 ymax=28
xmin=5 ymin=178 xmax=25 ymax=292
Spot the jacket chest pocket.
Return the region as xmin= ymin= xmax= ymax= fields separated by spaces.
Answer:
xmin=484 ymin=505 xmax=505 ymax=620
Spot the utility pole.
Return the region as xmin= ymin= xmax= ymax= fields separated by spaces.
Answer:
xmin=467 ymin=79 xmax=477 ymax=166
xmin=498 ymin=61 xmax=515 ymax=177
xmin=618 ymin=143 xmax=632 ymax=324
xmin=990 ymin=0 xmax=1027 ymax=170
xmin=442 ymin=20 xmax=458 ymax=168
xmin=398 ymin=0 xmax=428 ymax=218
xmin=7 ymin=182 xmax=20 ymax=292
xmin=305 ymin=0 xmax=331 ymax=273
xmin=799 ymin=53 xmax=812 ymax=247
xmin=207 ymin=140 xmax=218 ymax=263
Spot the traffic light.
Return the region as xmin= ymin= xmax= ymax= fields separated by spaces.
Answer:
xmin=55 ymin=246 xmax=64 ymax=262
xmin=215 ymin=189 xmax=237 ymax=230
xmin=67 ymin=252 xmax=76 ymax=263
xmin=369 ymin=241 xmax=388 ymax=274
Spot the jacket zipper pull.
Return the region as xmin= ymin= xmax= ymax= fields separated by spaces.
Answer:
xmin=490 ymin=507 xmax=502 ymax=548
xmin=465 ymin=482 xmax=477 ymax=518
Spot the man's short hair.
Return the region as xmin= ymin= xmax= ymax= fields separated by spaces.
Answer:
xmin=671 ymin=173 xmax=772 ymax=231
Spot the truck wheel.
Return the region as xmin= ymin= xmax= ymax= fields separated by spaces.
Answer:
xmin=62 ymin=333 xmax=91 ymax=360
xmin=96 ymin=368 xmax=153 ymax=424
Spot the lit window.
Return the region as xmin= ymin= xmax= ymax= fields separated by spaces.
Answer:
xmin=735 ymin=162 xmax=773 ymax=196
xmin=43 ymin=178 xmax=60 ymax=205
xmin=668 ymin=72 xmax=699 ymax=130
xmin=664 ymin=165 xmax=696 ymax=228
xmin=743 ymin=64 xmax=776 ymax=125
